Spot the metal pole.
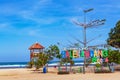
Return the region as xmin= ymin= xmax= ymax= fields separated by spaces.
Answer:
xmin=84 ymin=19 xmax=87 ymax=48
xmin=83 ymin=8 xmax=94 ymax=74
xmin=83 ymin=11 xmax=86 ymax=74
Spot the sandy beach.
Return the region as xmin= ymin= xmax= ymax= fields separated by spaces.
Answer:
xmin=0 ymin=68 xmax=120 ymax=80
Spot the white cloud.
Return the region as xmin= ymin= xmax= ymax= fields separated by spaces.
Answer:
xmin=32 ymin=0 xmax=52 ymax=11
xmin=28 ymin=30 xmax=38 ymax=36
xmin=15 ymin=0 xmax=58 ymax=25
xmin=0 ymin=22 xmax=41 ymax=37
xmin=1 ymin=0 xmax=119 ymax=39
xmin=0 ymin=23 xmax=12 ymax=31
xmin=23 ymin=29 xmax=40 ymax=36
xmin=0 ymin=23 xmax=8 ymax=28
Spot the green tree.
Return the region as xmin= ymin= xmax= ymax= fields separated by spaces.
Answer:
xmin=60 ymin=57 xmax=74 ymax=72
xmin=28 ymin=45 xmax=60 ymax=70
xmin=27 ymin=60 xmax=34 ymax=68
xmin=45 ymin=45 xmax=61 ymax=60
xmin=108 ymin=50 xmax=120 ymax=64
xmin=107 ymin=20 xmax=120 ymax=48
xmin=34 ymin=53 xmax=49 ymax=70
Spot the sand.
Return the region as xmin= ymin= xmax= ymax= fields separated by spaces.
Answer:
xmin=0 ymin=68 xmax=120 ymax=80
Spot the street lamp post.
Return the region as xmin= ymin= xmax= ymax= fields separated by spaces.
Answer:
xmin=83 ymin=8 xmax=93 ymax=74
xmin=73 ymin=8 xmax=106 ymax=74
xmin=83 ymin=8 xmax=94 ymax=48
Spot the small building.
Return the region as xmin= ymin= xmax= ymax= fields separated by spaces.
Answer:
xmin=29 ymin=42 xmax=44 ymax=61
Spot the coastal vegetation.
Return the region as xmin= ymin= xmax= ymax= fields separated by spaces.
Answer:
xmin=60 ymin=57 xmax=74 ymax=71
xmin=107 ymin=20 xmax=120 ymax=48
xmin=28 ymin=44 xmax=61 ymax=70
xmin=94 ymin=20 xmax=120 ymax=73
xmin=45 ymin=44 xmax=61 ymax=60
xmin=34 ymin=53 xmax=49 ymax=70
xmin=108 ymin=50 xmax=120 ymax=64
xmin=107 ymin=20 xmax=120 ymax=64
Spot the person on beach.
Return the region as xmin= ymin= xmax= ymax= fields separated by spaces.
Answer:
xmin=109 ymin=62 xmax=115 ymax=72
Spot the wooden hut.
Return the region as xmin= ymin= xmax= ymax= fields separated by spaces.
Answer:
xmin=29 ymin=42 xmax=44 ymax=61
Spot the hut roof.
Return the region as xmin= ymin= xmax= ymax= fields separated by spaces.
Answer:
xmin=29 ymin=42 xmax=44 ymax=50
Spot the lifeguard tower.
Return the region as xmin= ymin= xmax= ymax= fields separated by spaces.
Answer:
xmin=29 ymin=42 xmax=44 ymax=61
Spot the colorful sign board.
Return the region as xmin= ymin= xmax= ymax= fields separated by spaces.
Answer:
xmin=61 ymin=49 xmax=108 ymax=63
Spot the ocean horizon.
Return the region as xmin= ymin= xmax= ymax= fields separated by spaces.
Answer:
xmin=0 ymin=60 xmax=86 ymax=69
xmin=0 ymin=62 xmax=28 ymax=69
xmin=0 ymin=57 xmax=97 ymax=69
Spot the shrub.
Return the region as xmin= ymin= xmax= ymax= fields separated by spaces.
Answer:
xmin=95 ymin=70 xmax=111 ymax=73
xmin=57 ymin=71 xmax=69 ymax=74
xmin=95 ymin=63 xmax=101 ymax=68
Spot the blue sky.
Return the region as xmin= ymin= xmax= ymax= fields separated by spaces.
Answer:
xmin=0 ymin=0 xmax=120 ymax=62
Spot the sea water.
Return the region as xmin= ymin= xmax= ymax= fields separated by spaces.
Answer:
xmin=0 ymin=62 xmax=28 ymax=69
xmin=0 ymin=58 xmax=88 ymax=69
